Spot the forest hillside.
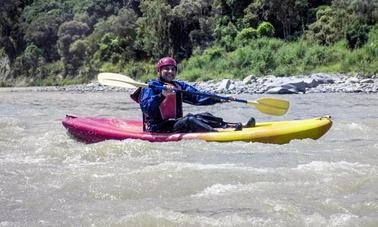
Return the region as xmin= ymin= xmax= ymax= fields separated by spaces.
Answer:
xmin=1 ymin=0 xmax=377 ymax=86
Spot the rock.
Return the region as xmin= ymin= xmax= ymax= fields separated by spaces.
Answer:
xmin=0 ymin=53 xmax=11 ymax=81
xmin=217 ymin=79 xmax=232 ymax=90
xmin=360 ymin=78 xmax=374 ymax=83
xmin=87 ymin=82 xmax=98 ymax=87
xmin=266 ymin=84 xmax=298 ymax=94
xmin=310 ymin=73 xmax=335 ymax=84
xmin=345 ymin=77 xmax=360 ymax=84
xmin=280 ymin=78 xmax=318 ymax=93
xmin=242 ymin=75 xmax=256 ymax=84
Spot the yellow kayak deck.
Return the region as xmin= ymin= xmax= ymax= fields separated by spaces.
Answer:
xmin=181 ymin=116 xmax=332 ymax=144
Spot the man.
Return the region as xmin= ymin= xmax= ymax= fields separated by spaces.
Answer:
xmin=136 ymin=57 xmax=253 ymax=133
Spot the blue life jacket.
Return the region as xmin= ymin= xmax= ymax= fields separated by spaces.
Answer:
xmin=137 ymin=78 xmax=221 ymax=132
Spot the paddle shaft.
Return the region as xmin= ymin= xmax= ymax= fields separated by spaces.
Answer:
xmin=148 ymin=84 xmax=247 ymax=103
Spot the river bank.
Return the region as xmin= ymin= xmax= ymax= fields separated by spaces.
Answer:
xmin=1 ymin=73 xmax=377 ymax=94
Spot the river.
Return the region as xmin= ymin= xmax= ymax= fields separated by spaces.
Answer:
xmin=1 ymin=90 xmax=377 ymax=226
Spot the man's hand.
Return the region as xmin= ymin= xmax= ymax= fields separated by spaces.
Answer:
xmin=162 ymin=84 xmax=175 ymax=96
xmin=220 ymin=96 xmax=235 ymax=103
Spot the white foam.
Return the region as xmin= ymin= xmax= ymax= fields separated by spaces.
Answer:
xmin=191 ymin=181 xmax=290 ymax=198
xmin=304 ymin=213 xmax=327 ymax=226
xmin=91 ymin=173 xmax=115 ymax=178
xmin=119 ymin=208 xmax=273 ymax=226
xmin=294 ymin=161 xmax=375 ymax=175
xmin=329 ymin=213 xmax=359 ymax=226
xmin=191 ymin=184 xmax=240 ymax=197
xmin=130 ymin=161 xmax=272 ymax=175
xmin=347 ymin=122 xmax=365 ymax=130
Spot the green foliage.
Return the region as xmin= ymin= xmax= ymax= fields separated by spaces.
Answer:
xmin=307 ymin=0 xmax=378 ymax=47
xmin=136 ymin=0 xmax=171 ymax=59
xmin=214 ymin=21 xmax=238 ymax=51
xmin=13 ymin=44 xmax=45 ymax=78
xmin=170 ymin=0 xmax=215 ymax=58
xmin=57 ymin=20 xmax=90 ymax=76
xmin=123 ymin=61 xmax=156 ymax=82
xmin=69 ymin=39 xmax=89 ymax=68
xmin=235 ymin=28 xmax=258 ymax=47
xmin=345 ymin=20 xmax=369 ymax=49
xmin=2 ymin=0 xmax=378 ymax=86
xmin=179 ymin=35 xmax=378 ymax=80
xmin=99 ymin=60 xmax=155 ymax=82
xmin=242 ymin=1 xmax=260 ymax=28
xmin=21 ymin=0 xmax=73 ymax=61
xmin=68 ymin=0 xmax=125 ymax=28
xmin=97 ymin=33 xmax=125 ymax=62
xmin=342 ymin=26 xmax=378 ymax=74
xmin=247 ymin=0 xmax=310 ymax=39
xmin=332 ymin=0 xmax=378 ymax=25
xmin=22 ymin=0 xmax=72 ymax=24
xmin=257 ymin=22 xmax=275 ymax=37
xmin=306 ymin=6 xmax=342 ymax=45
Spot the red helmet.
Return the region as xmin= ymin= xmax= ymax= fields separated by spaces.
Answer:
xmin=155 ymin=57 xmax=177 ymax=72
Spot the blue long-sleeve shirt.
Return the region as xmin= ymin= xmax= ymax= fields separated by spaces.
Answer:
xmin=139 ymin=78 xmax=221 ymax=132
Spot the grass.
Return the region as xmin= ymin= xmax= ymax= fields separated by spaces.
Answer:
xmin=178 ymin=29 xmax=378 ymax=81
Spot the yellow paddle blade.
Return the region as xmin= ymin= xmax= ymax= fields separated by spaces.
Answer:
xmin=247 ymin=97 xmax=289 ymax=116
xmin=98 ymin=73 xmax=148 ymax=88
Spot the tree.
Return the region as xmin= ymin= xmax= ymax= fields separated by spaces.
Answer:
xmin=189 ymin=17 xmax=216 ymax=49
xmin=213 ymin=0 xmax=251 ymax=22
xmin=242 ymin=0 xmax=310 ymax=39
xmin=0 ymin=0 xmax=25 ymax=60
xmin=69 ymin=0 xmax=125 ymax=29
xmin=22 ymin=0 xmax=73 ymax=61
xmin=24 ymin=14 xmax=66 ymax=61
xmin=136 ymin=0 xmax=171 ymax=59
xmin=267 ymin=0 xmax=309 ymax=39
xmin=57 ymin=20 xmax=90 ymax=76
xmin=346 ymin=20 xmax=369 ymax=49
xmin=69 ymin=39 xmax=89 ymax=70
xmin=13 ymin=44 xmax=45 ymax=78
xmin=333 ymin=0 xmax=378 ymax=25
xmin=305 ymin=6 xmax=342 ymax=45
xmin=170 ymin=0 xmax=214 ymax=59
xmin=242 ymin=1 xmax=263 ymax=29
xmin=214 ymin=20 xmax=238 ymax=51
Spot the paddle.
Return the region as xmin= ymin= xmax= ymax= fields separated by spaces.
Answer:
xmin=98 ymin=72 xmax=289 ymax=116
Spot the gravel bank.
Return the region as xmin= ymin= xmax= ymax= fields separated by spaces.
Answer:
xmin=1 ymin=73 xmax=377 ymax=94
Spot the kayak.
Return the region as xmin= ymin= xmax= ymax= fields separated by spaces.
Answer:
xmin=62 ymin=115 xmax=332 ymax=144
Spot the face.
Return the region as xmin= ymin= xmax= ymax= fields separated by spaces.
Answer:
xmin=159 ymin=65 xmax=176 ymax=82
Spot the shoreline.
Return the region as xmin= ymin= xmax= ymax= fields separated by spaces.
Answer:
xmin=1 ymin=73 xmax=377 ymax=94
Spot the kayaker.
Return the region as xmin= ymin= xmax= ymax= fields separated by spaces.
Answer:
xmin=131 ymin=56 xmax=255 ymax=133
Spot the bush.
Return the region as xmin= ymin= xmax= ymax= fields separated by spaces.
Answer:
xmin=345 ymin=20 xmax=369 ymax=49
xmin=257 ymin=22 xmax=275 ymax=37
xmin=235 ymin=28 xmax=258 ymax=46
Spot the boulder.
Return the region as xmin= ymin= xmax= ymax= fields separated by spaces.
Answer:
xmin=265 ymin=84 xmax=298 ymax=94
xmin=217 ymin=79 xmax=232 ymax=90
xmin=242 ymin=75 xmax=257 ymax=84
xmin=360 ymin=78 xmax=374 ymax=83
xmin=310 ymin=73 xmax=335 ymax=84
xmin=279 ymin=78 xmax=318 ymax=93
xmin=345 ymin=77 xmax=360 ymax=84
